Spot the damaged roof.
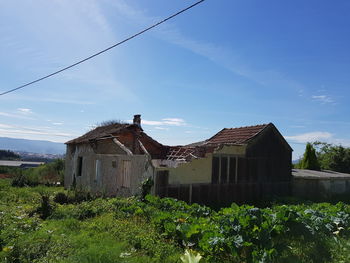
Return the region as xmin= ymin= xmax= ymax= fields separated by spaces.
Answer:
xmin=207 ymin=123 xmax=270 ymax=145
xmin=163 ymin=124 xmax=271 ymax=161
xmin=66 ymin=123 xmax=132 ymax=144
xmin=66 ymin=120 xmax=287 ymax=161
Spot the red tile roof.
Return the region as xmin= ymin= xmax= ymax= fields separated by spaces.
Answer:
xmin=207 ymin=123 xmax=270 ymax=145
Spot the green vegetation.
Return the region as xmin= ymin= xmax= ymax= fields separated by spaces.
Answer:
xmin=0 ymin=166 xmax=21 ymax=177
xmin=298 ymin=143 xmax=320 ymax=170
xmin=0 ymin=150 xmax=20 ymax=160
xmin=10 ymin=159 xmax=65 ymax=187
xmin=296 ymin=142 xmax=350 ymax=173
xmin=1 ymin=179 xmax=350 ymax=262
xmin=313 ymin=142 xmax=350 ymax=173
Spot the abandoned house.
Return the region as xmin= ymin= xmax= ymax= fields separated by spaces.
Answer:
xmin=65 ymin=115 xmax=292 ymax=205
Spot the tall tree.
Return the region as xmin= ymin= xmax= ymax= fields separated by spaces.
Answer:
xmin=300 ymin=143 xmax=320 ymax=170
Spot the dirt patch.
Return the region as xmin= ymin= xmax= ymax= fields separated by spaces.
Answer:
xmin=0 ymin=174 xmax=14 ymax=179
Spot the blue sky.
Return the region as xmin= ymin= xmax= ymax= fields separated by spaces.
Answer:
xmin=0 ymin=0 xmax=350 ymax=160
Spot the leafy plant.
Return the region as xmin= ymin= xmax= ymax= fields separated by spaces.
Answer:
xmin=180 ymin=249 xmax=202 ymax=263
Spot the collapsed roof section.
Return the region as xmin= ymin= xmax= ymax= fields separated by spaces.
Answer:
xmin=162 ymin=124 xmax=270 ymax=163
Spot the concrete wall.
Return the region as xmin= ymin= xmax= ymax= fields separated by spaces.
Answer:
xmin=293 ymin=178 xmax=350 ymax=200
xmin=64 ymin=141 xmax=153 ymax=196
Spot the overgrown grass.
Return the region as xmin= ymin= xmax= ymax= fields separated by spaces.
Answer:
xmin=9 ymin=159 xmax=64 ymax=187
xmin=0 ymin=179 xmax=181 ymax=263
xmin=2 ymin=179 xmax=350 ymax=262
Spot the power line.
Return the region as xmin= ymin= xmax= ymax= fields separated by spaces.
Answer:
xmin=0 ymin=0 xmax=205 ymax=96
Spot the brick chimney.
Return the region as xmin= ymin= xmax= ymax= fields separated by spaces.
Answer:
xmin=133 ymin=114 xmax=141 ymax=127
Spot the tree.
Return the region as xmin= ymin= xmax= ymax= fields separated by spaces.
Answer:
xmin=313 ymin=142 xmax=350 ymax=173
xmin=0 ymin=149 xmax=20 ymax=160
xmin=300 ymin=143 xmax=320 ymax=170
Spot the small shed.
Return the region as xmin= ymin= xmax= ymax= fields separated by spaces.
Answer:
xmin=292 ymin=169 xmax=350 ymax=201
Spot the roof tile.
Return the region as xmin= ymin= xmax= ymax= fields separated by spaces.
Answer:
xmin=207 ymin=124 xmax=269 ymax=144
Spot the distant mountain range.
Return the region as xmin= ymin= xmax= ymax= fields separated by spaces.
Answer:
xmin=0 ymin=137 xmax=65 ymax=155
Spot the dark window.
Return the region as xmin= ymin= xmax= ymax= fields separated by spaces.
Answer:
xmin=212 ymin=157 xmax=219 ymax=183
xmin=220 ymin=157 xmax=228 ymax=183
xmin=229 ymin=157 xmax=236 ymax=183
xmin=77 ymin=157 xmax=83 ymax=177
xmin=155 ymin=170 xmax=169 ymax=196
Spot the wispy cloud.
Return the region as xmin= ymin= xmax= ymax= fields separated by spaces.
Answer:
xmin=154 ymin=127 xmax=169 ymax=131
xmin=0 ymin=0 xmax=136 ymax=102
xmin=108 ymin=0 xmax=305 ymax=95
xmin=285 ymin=131 xmax=333 ymax=143
xmin=17 ymin=108 xmax=33 ymax=115
xmin=312 ymin=95 xmax=334 ymax=104
xmin=129 ymin=118 xmax=186 ymax=127
xmin=161 ymin=118 xmax=186 ymax=126
xmin=0 ymin=111 xmax=35 ymax=120
xmin=0 ymin=123 xmax=78 ymax=142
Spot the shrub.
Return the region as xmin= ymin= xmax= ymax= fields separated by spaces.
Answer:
xmin=140 ymin=177 xmax=154 ymax=201
xmin=54 ymin=192 xmax=69 ymax=204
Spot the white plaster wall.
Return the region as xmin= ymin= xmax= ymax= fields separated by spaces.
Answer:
xmin=64 ymin=142 xmax=153 ymax=197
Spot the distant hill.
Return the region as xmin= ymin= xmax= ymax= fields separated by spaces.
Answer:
xmin=292 ymin=159 xmax=301 ymax=164
xmin=0 ymin=137 xmax=65 ymax=155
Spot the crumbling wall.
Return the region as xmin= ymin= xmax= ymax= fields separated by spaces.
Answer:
xmin=167 ymin=154 xmax=213 ymax=184
xmin=64 ymin=140 xmax=153 ymax=196
xmin=166 ymin=145 xmax=247 ymax=185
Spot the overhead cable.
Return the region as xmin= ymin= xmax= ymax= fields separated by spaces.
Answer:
xmin=0 ymin=0 xmax=205 ymax=96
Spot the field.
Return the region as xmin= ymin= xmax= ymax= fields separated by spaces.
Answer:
xmin=1 ymin=179 xmax=350 ymax=263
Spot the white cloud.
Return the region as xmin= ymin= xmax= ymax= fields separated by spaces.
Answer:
xmin=0 ymin=0 xmax=136 ymax=102
xmin=108 ymin=0 xmax=305 ymax=94
xmin=154 ymin=127 xmax=169 ymax=131
xmin=0 ymin=112 xmax=12 ymax=117
xmin=0 ymin=111 xmax=35 ymax=120
xmin=141 ymin=120 xmax=163 ymax=126
xmin=17 ymin=108 xmax=33 ymax=114
xmin=285 ymin=131 xmax=332 ymax=143
xmin=161 ymin=118 xmax=186 ymax=126
xmin=0 ymin=123 xmax=78 ymax=142
xmin=128 ymin=118 xmax=187 ymax=127
xmin=312 ymin=95 xmax=334 ymax=104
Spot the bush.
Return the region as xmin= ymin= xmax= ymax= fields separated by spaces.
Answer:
xmin=54 ymin=192 xmax=69 ymax=204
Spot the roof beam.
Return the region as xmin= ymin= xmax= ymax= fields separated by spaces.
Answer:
xmin=112 ymin=138 xmax=133 ymax=156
